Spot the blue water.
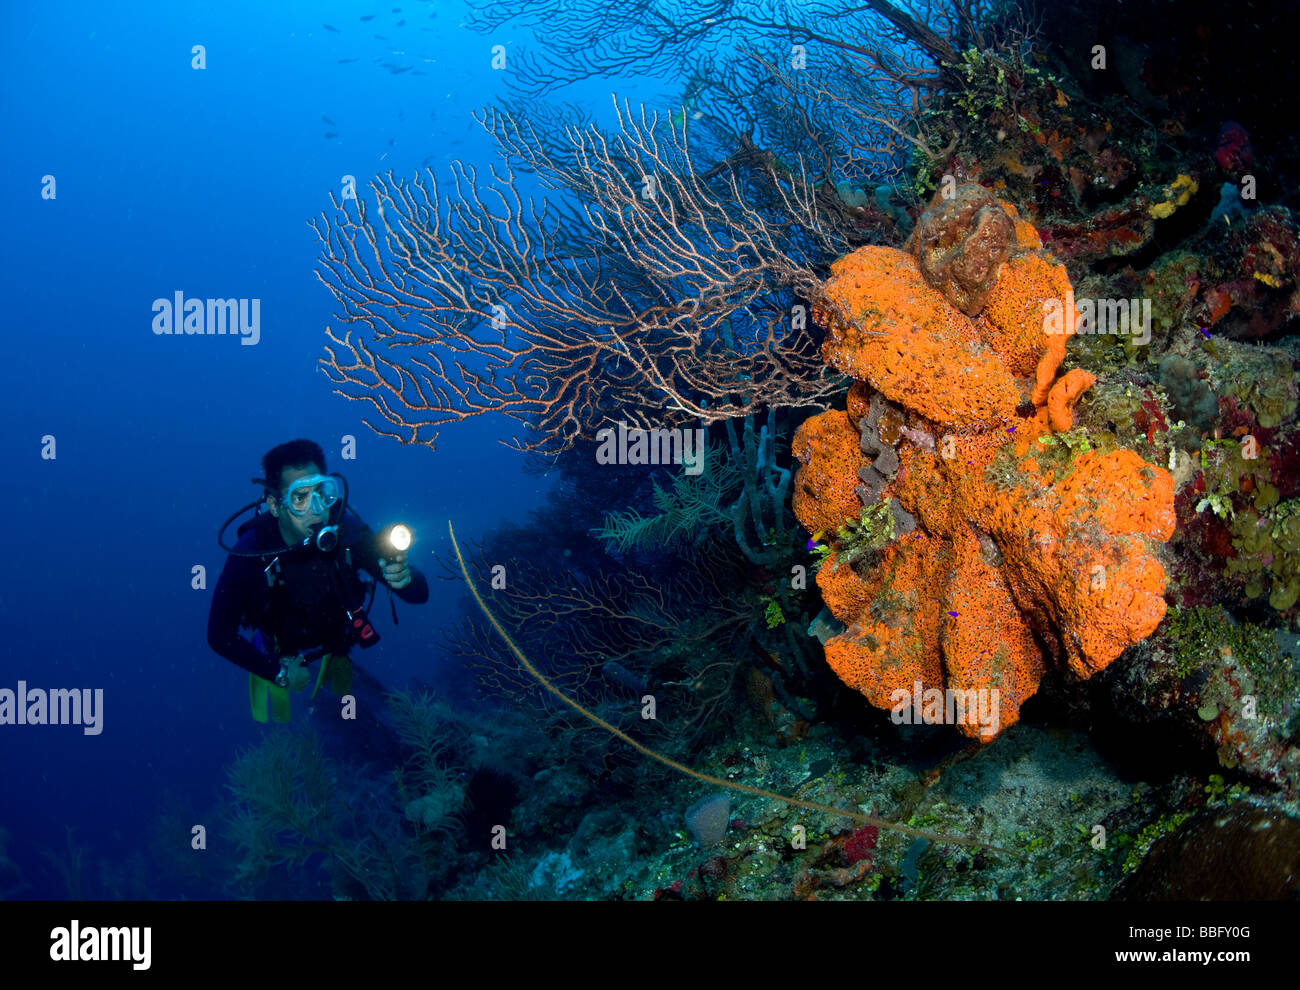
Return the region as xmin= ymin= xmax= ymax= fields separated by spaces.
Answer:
xmin=0 ymin=0 xmax=607 ymax=897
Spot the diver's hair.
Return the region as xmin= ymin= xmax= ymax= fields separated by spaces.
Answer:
xmin=261 ymin=439 xmax=327 ymax=497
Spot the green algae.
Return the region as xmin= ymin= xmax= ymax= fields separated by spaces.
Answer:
xmin=1164 ymin=604 xmax=1281 ymax=680
xmin=1211 ymin=347 xmax=1298 ymax=429
xmin=1228 ymin=498 xmax=1300 ymax=612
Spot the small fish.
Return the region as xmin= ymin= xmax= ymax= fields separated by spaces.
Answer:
xmin=324 ymin=132 xmax=338 ymax=139
xmin=396 ymin=19 xmax=405 ymax=25
xmin=336 ymin=57 xmax=358 ymax=63
xmin=392 ymin=6 xmax=401 ymax=11
xmin=388 ymin=137 xmax=396 ymax=146
xmin=323 ymin=23 xmax=339 ymax=32
xmin=360 ymin=14 xmax=375 ymax=21
xmin=946 ymin=611 xmax=959 ymax=617
xmin=375 ymin=34 xmax=388 ymax=40
xmin=322 ymin=115 xmax=335 ymax=125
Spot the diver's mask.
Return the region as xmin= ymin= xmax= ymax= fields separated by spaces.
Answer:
xmin=280 ymin=473 xmax=346 ymax=552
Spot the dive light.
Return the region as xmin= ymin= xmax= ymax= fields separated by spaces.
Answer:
xmin=387 ymin=524 xmax=412 ymax=553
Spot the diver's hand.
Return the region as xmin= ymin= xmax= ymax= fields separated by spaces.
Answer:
xmin=378 ymin=552 xmax=411 ymax=590
xmin=278 ymin=656 xmax=312 ymax=692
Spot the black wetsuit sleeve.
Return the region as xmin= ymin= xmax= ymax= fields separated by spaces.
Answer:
xmin=207 ymin=553 xmax=280 ymax=681
xmin=349 ymin=514 xmax=429 ymax=604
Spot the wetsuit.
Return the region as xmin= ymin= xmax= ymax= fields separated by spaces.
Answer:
xmin=207 ymin=510 xmax=428 ymax=680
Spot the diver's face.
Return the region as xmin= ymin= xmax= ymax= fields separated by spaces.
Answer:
xmin=268 ymin=463 xmax=326 ymax=543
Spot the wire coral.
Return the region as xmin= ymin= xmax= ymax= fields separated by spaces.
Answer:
xmin=448 ymin=521 xmax=1013 ymax=855
xmin=796 ymin=185 xmax=1175 ymax=740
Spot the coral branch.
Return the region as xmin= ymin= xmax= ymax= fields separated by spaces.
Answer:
xmin=312 ymin=101 xmax=848 ymax=452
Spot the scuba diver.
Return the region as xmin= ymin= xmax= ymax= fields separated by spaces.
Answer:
xmin=208 ymin=439 xmax=428 ymax=724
